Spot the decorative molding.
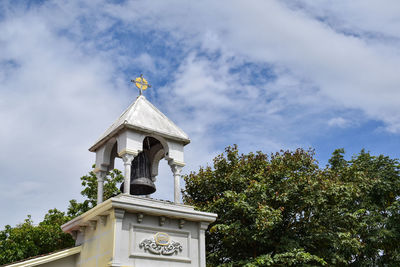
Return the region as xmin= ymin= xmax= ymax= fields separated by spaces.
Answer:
xmin=159 ymin=216 xmax=166 ymax=226
xmin=168 ymin=159 xmax=186 ymax=167
xmin=121 ymin=153 xmax=135 ymax=165
xmin=93 ymin=165 xmax=108 ymax=173
xmin=114 ymin=209 xmax=125 ymax=220
xmin=118 ymin=149 xmax=139 ymax=158
xmin=71 ymin=230 xmax=78 ymax=240
xmin=139 ymin=233 xmax=182 ymax=256
xmin=169 ymin=164 xmax=183 ymax=175
xmin=137 ymin=213 xmax=144 ymax=223
xmin=179 ymin=219 xmax=185 ymax=229
xmin=199 ymin=222 xmax=209 ymax=231
xmin=130 ymin=222 xmax=192 ymax=262
xmin=99 ymin=215 xmax=107 ymax=226
xmin=61 ymin=194 xmax=218 ymax=234
xmin=89 ymin=220 xmax=97 ymax=230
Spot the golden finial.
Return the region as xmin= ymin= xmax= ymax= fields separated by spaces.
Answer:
xmin=131 ymin=74 xmax=151 ymax=95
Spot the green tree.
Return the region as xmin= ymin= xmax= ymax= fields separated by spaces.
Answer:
xmin=0 ymin=211 xmax=74 ymax=265
xmin=67 ymin=166 xmax=124 ymax=217
xmin=183 ymin=145 xmax=400 ymax=266
xmin=0 ymin=166 xmax=124 ymax=265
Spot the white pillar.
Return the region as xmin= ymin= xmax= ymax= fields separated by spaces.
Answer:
xmin=96 ymin=171 xmax=106 ymax=204
xmin=199 ymin=222 xmax=209 ymax=267
xmin=110 ymin=209 xmax=125 ymax=266
xmin=122 ymin=153 xmax=135 ymax=194
xmin=170 ymin=164 xmax=183 ymax=203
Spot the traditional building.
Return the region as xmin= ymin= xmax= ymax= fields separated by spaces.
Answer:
xmin=7 ymin=80 xmax=217 ymax=267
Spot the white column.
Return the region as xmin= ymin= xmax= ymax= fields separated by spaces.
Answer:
xmin=96 ymin=171 xmax=106 ymax=204
xmin=122 ymin=153 xmax=135 ymax=194
xmin=110 ymin=209 xmax=125 ymax=267
xmin=199 ymin=222 xmax=209 ymax=267
xmin=170 ymin=164 xmax=183 ymax=203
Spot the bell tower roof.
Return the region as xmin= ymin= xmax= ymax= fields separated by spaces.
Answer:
xmin=89 ymin=95 xmax=190 ymax=152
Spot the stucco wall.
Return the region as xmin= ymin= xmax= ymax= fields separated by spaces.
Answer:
xmin=77 ymin=215 xmax=114 ymax=267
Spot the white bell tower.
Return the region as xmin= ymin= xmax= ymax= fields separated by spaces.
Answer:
xmin=89 ymin=94 xmax=190 ymax=204
xmin=61 ymin=79 xmax=217 ymax=267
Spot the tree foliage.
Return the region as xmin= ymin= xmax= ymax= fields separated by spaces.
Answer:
xmin=2 ymin=147 xmax=399 ymax=266
xmin=0 ymin=166 xmax=123 ymax=265
xmin=67 ymin=167 xmax=124 ymax=217
xmin=183 ymin=145 xmax=400 ymax=266
xmin=0 ymin=210 xmax=74 ymax=265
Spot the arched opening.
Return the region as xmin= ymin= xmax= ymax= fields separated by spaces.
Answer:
xmin=151 ymin=157 xmax=174 ymax=201
xmin=108 ymin=142 xmax=118 ymax=171
xmin=118 ymin=136 xmax=169 ymax=196
xmin=140 ymin=136 xmax=174 ymax=201
xmin=142 ymin=136 xmax=165 ymax=179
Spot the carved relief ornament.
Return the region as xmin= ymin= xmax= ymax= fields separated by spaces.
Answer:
xmin=139 ymin=232 xmax=182 ymax=256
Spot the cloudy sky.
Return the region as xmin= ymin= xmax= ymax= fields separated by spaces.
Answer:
xmin=1 ymin=0 xmax=399 ymax=227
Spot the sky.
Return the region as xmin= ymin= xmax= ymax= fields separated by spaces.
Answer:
xmin=0 ymin=0 xmax=399 ymax=227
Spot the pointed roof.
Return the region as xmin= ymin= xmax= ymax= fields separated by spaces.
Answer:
xmin=89 ymin=96 xmax=190 ymax=152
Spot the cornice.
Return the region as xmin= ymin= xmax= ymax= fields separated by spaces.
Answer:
xmin=61 ymin=194 xmax=217 ymax=234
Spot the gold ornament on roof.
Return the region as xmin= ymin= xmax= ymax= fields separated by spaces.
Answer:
xmin=131 ymin=74 xmax=151 ymax=95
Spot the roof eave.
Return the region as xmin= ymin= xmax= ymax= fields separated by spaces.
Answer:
xmin=89 ymin=124 xmax=191 ymax=152
xmin=4 ymin=246 xmax=81 ymax=267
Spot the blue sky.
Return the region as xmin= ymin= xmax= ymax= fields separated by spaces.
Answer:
xmin=0 ymin=0 xmax=399 ymax=227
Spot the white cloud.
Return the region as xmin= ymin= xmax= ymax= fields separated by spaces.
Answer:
xmin=328 ymin=117 xmax=352 ymax=128
xmin=0 ymin=1 xmax=130 ymax=226
xmin=105 ymin=0 xmax=400 ymax=132
xmin=285 ymin=0 xmax=400 ymax=42
xmin=1 ymin=0 xmax=400 ymax=227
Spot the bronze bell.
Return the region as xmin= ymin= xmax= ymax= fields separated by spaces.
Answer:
xmin=120 ymin=151 xmax=156 ymax=195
